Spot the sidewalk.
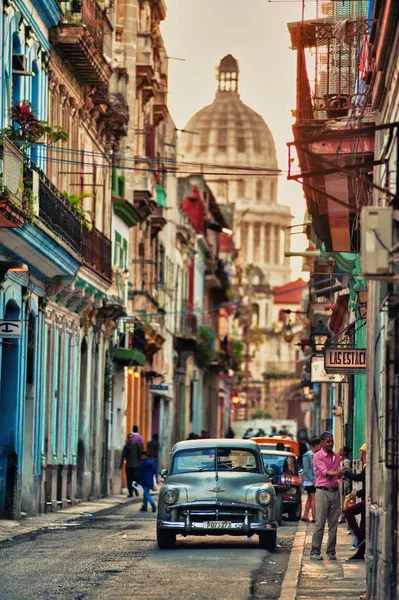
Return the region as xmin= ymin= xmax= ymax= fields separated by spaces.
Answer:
xmin=0 ymin=494 xmax=137 ymax=544
xmin=279 ymin=521 xmax=366 ymax=600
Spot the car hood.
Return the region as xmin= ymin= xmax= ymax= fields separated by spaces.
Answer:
xmin=165 ymin=472 xmax=271 ymax=503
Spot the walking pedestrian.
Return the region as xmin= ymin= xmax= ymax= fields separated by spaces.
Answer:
xmin=138 ymin=451 xmax=157 ymax=513
xmin=132 ymin=425 xmax=144 ymax=450
xmin=343 ymin=443 xmax=367 ymax=561
xmin=147 ymin=433 xmax=160 ymax=483
xmin=120 ymin=433 xmax=141 ymax=497
xmin=310 ymin=431 xmax=345 ymax=561
xmin=302 ymin=437 xmax=321 ymax=523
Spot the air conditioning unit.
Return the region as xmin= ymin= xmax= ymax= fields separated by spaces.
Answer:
xmin=12 ymin=54 xmax=34 ymax=76
xmin=360 ymin=206 xmax=393 ymax=277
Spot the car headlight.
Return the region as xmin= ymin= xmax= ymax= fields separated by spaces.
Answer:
xmin=163 ymin=488 xmax=179 ymax=504
xmin=257 ymin=490 xmax=272 ymax=505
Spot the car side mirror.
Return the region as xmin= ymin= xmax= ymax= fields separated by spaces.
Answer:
xmin=266 ymin=467 xmax=275 ymax=477
xmin=160 ymin=469 xmax=168 ymax=479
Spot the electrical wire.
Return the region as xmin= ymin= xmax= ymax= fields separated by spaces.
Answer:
xmin=3 ymin=139 xmax=284 ymax=175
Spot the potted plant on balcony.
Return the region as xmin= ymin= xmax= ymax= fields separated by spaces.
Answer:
xmin=62 ymin=191 xmax=93 ymax=231
xmin=1 ymin=101 xmax=68 ymax=148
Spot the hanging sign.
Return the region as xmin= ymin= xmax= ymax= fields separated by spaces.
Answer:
xmin=0 ymin=320 xmax=22 ymax=338
xmin=311 ymin=356 xmax=345 ymax=383
xmin=324 ymin=347 xmax=366 ymax=374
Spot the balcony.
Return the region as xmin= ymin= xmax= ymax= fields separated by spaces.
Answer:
xmin=136 ymin=33 xmax=160 ymax=104
xmin=150 ymin=204 xmax=167 ymax=238
xmin=50 ymin=0 xmax=112 ymax=86
xmin=113 ymin=326 xmax=146 ymax=367
xmin=174 ymin=311 xmax=198 ymax=353
xmin=81 ymin=225 xmax=112 ymax=282
xmin=37 ymin=172 xmax=82 ymax=254
xmin=287 ymin=13 xmax=375 ymax=253
xmin=205 ymin=258 xmax=230 ymax=297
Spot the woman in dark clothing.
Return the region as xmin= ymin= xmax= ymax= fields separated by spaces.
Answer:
xmin=120 ymin=433 xmax=141 ymax=497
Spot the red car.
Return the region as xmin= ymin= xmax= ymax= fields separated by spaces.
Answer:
xmin=261 ymin=450 xmax=302 ymax=522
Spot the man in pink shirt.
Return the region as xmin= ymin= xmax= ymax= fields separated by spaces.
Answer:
xmin=132 ymin=425 xmax=144 ymax=450
xmin=310 ymin=431 xmax=345 ymax=561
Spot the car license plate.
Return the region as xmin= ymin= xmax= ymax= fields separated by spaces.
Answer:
xmin=204 ymin=521 xmax=232 ymax=529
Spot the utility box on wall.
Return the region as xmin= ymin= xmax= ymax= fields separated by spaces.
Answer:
xmin=360 ymin=207 xmax=393 ymax=277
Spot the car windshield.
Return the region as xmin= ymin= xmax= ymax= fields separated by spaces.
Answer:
xmin=262 ymin=454 xmax=297 ymax=475
xmin=171 ymin=447 xmax=262 ymax=475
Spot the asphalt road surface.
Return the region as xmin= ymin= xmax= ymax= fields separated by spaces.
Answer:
xmin=0 ymin=499 xmax=297 ymax=600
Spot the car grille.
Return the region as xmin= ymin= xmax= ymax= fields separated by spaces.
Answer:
xmin=177 ymin=505 xmax=261 ymax=523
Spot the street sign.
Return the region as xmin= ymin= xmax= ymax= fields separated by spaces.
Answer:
xmin=311 ymin=356 xmax=345 ymax=383
xmin=0 ymin=320 xmax=22 ymax=338
xmin=324 ymin=347 xmax=366 ymax=374
xmin=149 ymin=384 xmax=169 ymax=395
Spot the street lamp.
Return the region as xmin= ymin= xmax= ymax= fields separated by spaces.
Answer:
xmin=283 ymin=322 xmax=294 ymax=343
xmin=310 ymin=317 xmax=330 ymax=354
xmin=282 ymin=309 xmax=307 ymax=344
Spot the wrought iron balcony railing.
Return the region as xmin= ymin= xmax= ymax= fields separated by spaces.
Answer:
xmin=37 ymin=172 xmax=82 ymax=254
xmin=81 ymin=225 xmax=112 ymax=282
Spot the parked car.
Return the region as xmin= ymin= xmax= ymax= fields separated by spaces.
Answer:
xmin=252 ymin=437 xmax=300 ymax=457
xmin=260 ymin=450 xmax=302 ymax=521
xmin=157 ymin=439 xmax=278 ymax=550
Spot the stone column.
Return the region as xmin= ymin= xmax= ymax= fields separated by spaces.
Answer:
xmin=235 ymin=224 xmax=241 ymax=250
xmin=247 ymin=223 xmax=254 ymax=263
xmin=260 ymin=224 xmax=265 ymax=267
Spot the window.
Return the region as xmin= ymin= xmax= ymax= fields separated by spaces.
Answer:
xmin=114 ymin=231 xmax=121 ymax=266
xmin=256 ymin=180 xmax=263 ymax=201
xmin=217 ymin=128 xmax=228 ymax=152
xmin=237 ymin=179 xmax=245 ymax=197
xmin=237 ymin=135 xmax=246 ymax=153
xmin=271 ymin=180 xmax=277 ymax=202
xmin=114 ymin=231 xmax=128 ymax=268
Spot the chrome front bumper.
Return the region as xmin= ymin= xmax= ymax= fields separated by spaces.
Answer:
xmin=160 ymin=520 xmax=276 ymax=532
xmin=159 ymin=508 xmax=277 ymax=534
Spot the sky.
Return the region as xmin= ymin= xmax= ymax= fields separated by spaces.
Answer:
xmin=161 ymin=0 xmax=314 ymax=280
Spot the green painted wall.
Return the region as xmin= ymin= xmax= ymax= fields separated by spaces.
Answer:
xmin=353 ymin=324 xmax=367 ymax=459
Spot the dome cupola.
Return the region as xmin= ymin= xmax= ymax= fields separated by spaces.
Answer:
xmin=217 ymin=54 xmax=239 ymax=93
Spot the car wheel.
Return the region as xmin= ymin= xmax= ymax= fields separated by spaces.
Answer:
xmin=276 ymin=494 xmax=283 ymax=525
xmin=287 ymin=502 xmax=301 ymax=521
xmin=157 ymin=528 xmax=176 ymax=550
xmin=259 ymin=530 xmax=277 ymax=551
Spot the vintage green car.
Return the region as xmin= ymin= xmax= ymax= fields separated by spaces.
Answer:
xmin=156 ymin=439 xmax=278 ymax=550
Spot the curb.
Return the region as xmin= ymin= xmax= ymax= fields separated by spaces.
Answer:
xmin=0 ymin=494 xmax=139 ymax=545
xmin=278 ymin=523 xmax=307 ymax=600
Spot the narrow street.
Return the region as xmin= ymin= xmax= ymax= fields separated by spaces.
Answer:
xmin=0 ymin=499 xmax=297 ymax=600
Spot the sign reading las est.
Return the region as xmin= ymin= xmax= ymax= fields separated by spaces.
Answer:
xmin=324 ymin=348 xmax=366 ymax=374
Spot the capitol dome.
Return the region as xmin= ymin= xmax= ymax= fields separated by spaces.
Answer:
xmin=179 ymin=55 xmax=291 ymax=287
xmin=179 ymin=54 xmax=278 ymax=175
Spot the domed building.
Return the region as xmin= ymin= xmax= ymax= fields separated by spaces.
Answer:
xmin=179 ymin=55 xmax=292 ymax=286
xmin=179 ymin=56 xmax=302 ymax=422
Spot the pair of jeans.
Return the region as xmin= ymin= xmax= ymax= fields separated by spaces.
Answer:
xmin=344 ymin=501 xmax=365 ymax=556
xmin=125 ymin=466 xmax=139 ymax=495
xmin=142 ymin=485 xmax=155 ymax=509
